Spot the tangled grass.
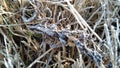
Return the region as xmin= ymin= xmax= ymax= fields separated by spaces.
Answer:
xmin=0 ymin=0 xmax=120 ymax=68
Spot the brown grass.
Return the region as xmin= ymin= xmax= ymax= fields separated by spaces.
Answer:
xmin=0 ymin=0 xmax=120 ymax=68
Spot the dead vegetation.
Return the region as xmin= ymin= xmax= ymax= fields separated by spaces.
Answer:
xmin=0 ymin=0 xmax=120 ymax=68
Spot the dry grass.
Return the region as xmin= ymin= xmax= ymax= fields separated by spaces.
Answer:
xmin=0 ymin=0 xmax=120 ymax=68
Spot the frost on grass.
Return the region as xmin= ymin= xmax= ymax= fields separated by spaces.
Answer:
xmin=0 ymin=0 xmax=120 ymax=68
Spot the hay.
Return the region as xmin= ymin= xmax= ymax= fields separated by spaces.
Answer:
xmin=0 ymin=0 xmax=120 ymax=68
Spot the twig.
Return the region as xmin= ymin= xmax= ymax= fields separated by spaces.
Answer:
xmin=65 ymin=0 xmax=102 ymax=42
